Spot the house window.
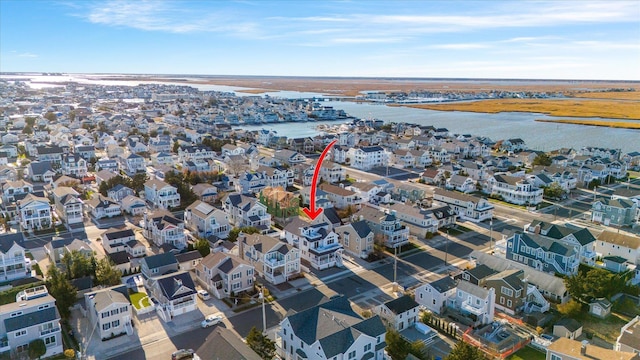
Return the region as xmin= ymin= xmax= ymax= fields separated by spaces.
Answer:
xmin=14 ymin=330 xmax=27 ymax=337
xmin=501 ymin=287 xmax=514 ymax=297
xmin=111 ymin=309 xmax=119 ymax=316
xmin=102 ymin=323 xmax=111 ymax=331
xmin=101 ymin=312 xmax=109 ymax=318
xmin=247 ymin=269 xmax=253 ymax=276
xmin=348 ymin=350 xmax=356 ymax=359
xmin=112 ymin=320 xmax=120 ymax=327
xmin=232 ymin=282 xmax=241 ymax=290
xmin=507 ymin=300 xmax=512 ymax=308
xmin=500 ymin=297 xmax=505 ymax=305
xmin=550 ymin=354 xmax=562 ymax=360
xmin=364 ymin=343 xmax=371 ymax=352
xmin=45 ymin=336 xmax=56 ymax=346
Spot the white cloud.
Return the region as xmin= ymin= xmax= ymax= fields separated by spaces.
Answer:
xmin=18 ymin=52 xmax=38 ymax=58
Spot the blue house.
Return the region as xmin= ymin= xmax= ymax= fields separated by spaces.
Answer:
xmin=506 ymin=232 xmax=579 ymax=276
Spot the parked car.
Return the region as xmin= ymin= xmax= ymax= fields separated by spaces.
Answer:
xmin=197 ymin=289 xmax=210 ymax=301
xmin=171 ymin=349 xmax=195 ymax=360
xmin=201 ymin=314 xmax=223 ymax=328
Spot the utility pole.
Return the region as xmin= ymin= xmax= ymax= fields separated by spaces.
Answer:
xmin=489 ymin=218 xmax=493 ymax=254
xmin=444 ymin=229 xmax=449 ymax=268
xmin=260 ymin=285 xmax=266 ymax=333
xmin=393 ymin=245 xmax=398 ymax=293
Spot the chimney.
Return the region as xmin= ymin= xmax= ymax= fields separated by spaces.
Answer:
xmin=581 ymin=340 xmax=589 ymax=355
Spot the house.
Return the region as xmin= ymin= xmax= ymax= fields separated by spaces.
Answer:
xmin=147 ymin=271 xmax=198 ymax=321
xmin=223 ymin=193 xmax=271 ymax=231
xmin=184 ymin=200 xmax=230 ymax=239
xmin=546 ymin=337 xmax=638 ymax=360
xmin=617 ymin=315 xmax=640 ymax=354
xmin=433 ymin=189 xmax=494 ymax=223
xmin=589 ymin=298 xmax=612 ymax=319
xmin=195 ymin=252 xmax=254 ymax=299
xmin=0 ymin=285 xmax=63 ymax=358
xmin=2 ymin=180 xmax=33 ymax=203
xmin=144 ymin=179 xmax=181 ymax=209
xmin=197 ymin=327 xmax=261 ymax=360
xmin=446 ymin=175 xmax=477 ymax=193
xmin=355 ymin=206 xmax=410 ymax=248
xmin=36 ymin=145 xmax=64 ymax=164
xmin=277 ymin=296 xmax=387 ymax=360
xmin=17 ymin=194 xmax=52 ymax=231
xmin=177 ymin=145 xmax=215 ymax=163
xmin=60 ymin=153 xmax=88 ymax=178
xmin=118 ymin=153 xmax=146 ymax=176
xmin=374 ymin=295 xmax=420 ymax=332
xmin=121 ymin=195 xmax=147 ymax=216
xmin=151 ymin=152 xmax=174 ymax=167
xmin=348 ymin=182 xmax=383 ymax=203
xmin=525 ymin=221 xmax=597 ymax=266
xmin=592 ymin=199 xmax=638 ymax=227
xmin=0 ymin=165 xmax=17 ymax=183
xmin=451 ymin=281 xmax=496 ymax=326
xmin=595 ymin=231 xmax=640 ymax=266
xmin=347 ymin=146 xmax=388 ymax=170
xmin=84 ymin=285 xmax=133 ymax=341
xmin=273 ymin=149 xmax=306 ymax=165
xmin=141 ymin=252 xmax=179 ymax=280
xmin=101 ymin=227 xmax=136 ymax=254
xmin=95 ymin=169 xmax=118 ymax=186
xmin=603 ymin=256 xmax=629 ymax=273
xmin=420 ymin=168 xmax=444 ymax=186
xmin=52 ymin=187 xmax=84 ymax=225
xmin=124 ymin=239 xmax=146 ymax=258
xmin=415 ymin=276 xmax=457 ymax=315
xmin=318 ymin=183 xmax=363 ymax=209
xmin=175 ymin=250 xmax=203 ymax=271
xmin=0 ymin=233 xmax=28 ymax=281
xmin=484 ymin=269 xmax=527 ymax=315
xmin=285 ymin=222 xmax=344 ymax=270
xmin=238 ymin=233 xmax=300 ymax=285
xmin=553 ymin=318 xmax=583 ymax=340
xmin=107 ymin=184 xmax=136 ymax=202
xmin=501 ymin=138 xmax=526 ymax=152
xmin=506 ymin=232 xmax=579 ymax=276
xmin=143 ymin=211 xmax=187 ymax=250
xmin=96 ymin=158 xmax=119 ymax=172
xmin=335 ymin=220 xmax=374 ymax=259
xmin=486 ymin=174 xmax=543 ymax=205
xmin=27 ymin=161 xmax=55 ymax=183
xmin=384 ymin=203 xmax=439 ymax=234
xmin=191 ymin=183 xmax=218 ymax=204
xmin=75 ymin=145 xmax=96 ymax=160
xmin=85 ymin=195 xmax=122 ymax=219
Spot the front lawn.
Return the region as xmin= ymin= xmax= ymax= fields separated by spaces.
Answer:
xmin=507 ymin=346 xmax=545 ymax=360
xmin=129 ymin=291 xmax=151 ymax=310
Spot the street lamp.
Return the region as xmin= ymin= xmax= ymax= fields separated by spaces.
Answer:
xmin=259 ymin=284 xmax=267 ymax=333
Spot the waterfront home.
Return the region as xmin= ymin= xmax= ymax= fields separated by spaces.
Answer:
xmin=592 ymin=198 xmax=638 ymax=226
xmin=0 ymin=233 xmax=28 ymax=282
xmin=143 ymin=210 xmax=187 ymax=250
xmin=277 ymin=296 xmax=387 ymax=360
xmin=335 ymin=221 xmax=374 ymax=259
xmin=223 ymin=193 xmax=271 ymax=230
xmin=374 ymin=295 xmax=420 ymax=332
xmin=85 ymin=194 xmax=122 ymax=219
xmin=506 ymin=232 xmax=579 ymax=276
xmin=184 ymin=200 xmax=230 ymax=239
xmin=433 ymin=188 xmax=494 ymax=223
xmin=17 ymin=194 xmax=52 ymax=231
xmin=52 ymin=186 xmax=84 ymax=225
xmin=147 ymin=271 xmax=198 ymax=321
xmin=238 ymin=233 xmax=300 ymax=285
xmin=0 ymin=285 xmax=63 ymax=358
xmin=144 ymin=179 xmax=180 ymax=210
xmin=486 ymin=174 xmax=543 ymax=205
xmin=195 ymin=252 xmax=254 ymax=299
xmin=178 ymin=145 xmax=216 ymax=163
xmin=84 ymin=285 xmax=132 ymax=340
xmin=284 ymin=222 xmax=343 ymax=270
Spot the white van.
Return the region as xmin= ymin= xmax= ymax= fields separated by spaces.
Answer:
xmin=197 ymin=289 xmax=210 ymax=301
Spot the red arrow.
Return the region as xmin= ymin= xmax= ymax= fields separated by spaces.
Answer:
xmin=303 ymin=139 xmax=338 ymax=220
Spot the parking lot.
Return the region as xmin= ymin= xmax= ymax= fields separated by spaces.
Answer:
xmin=368 ymin=166 xmax=421 ymax=180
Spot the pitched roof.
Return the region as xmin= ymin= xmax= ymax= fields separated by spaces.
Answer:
xmin=143 ymin=252 xmax=178 ymax=269
xmin=196 ymin=327 xmax=261 ymax=360
xmin=155 ymin=271 xmax=196 ymax=300
xmin=4 ymin=307 xmax=59 ymax=332
xmin=548 ymin=337 xmax=637 ymax=360
xmin=88 ymin=285 xmax=130 ymax=312
xmin=429 ymin=276 xmax=457 ymax=293
xmin=0 ymin=233 xmax=25 ymax=253
xmin=597 ymin=231 xmax=640 ymax=249
xmin=350 ymin=220 xmax=373 ymax=239
xmin=382 ymin=295 xmax=419 ymax=314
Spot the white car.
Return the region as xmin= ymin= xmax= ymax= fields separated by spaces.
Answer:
xmin=201 ymin=314 xmax=223 ymax=328
xmin=197 ymin=290 xmax=210 ymax=300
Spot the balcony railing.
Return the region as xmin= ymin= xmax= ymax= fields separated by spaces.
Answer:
xmin=461 ymin=301 xmax=485 ymax=316
xmin=40 ymin=326 xmax=61 ymax=336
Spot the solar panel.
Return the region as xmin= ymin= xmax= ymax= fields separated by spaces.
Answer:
xmin=194 ymin=202 xmax=214 ymax=214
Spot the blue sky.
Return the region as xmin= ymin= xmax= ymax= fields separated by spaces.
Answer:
xmin=1 ymin=0 xmax=639 ymax=80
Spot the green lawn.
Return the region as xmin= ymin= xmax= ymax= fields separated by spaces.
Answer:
xmin=507 ymin=346 xmax=546 ymax=360
xmin=0 ymin=282 xmax=45 ymax=305
xmin=129 ymin=291 xmax=151 ymax=310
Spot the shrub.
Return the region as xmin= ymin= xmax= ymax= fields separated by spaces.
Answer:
xmin=64 ymin=349 xmax=75 ymax=358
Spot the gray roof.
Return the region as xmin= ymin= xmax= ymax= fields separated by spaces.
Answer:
xmin=175 ymin=250 xmax=203 ymax=263
xmin=350 ymin=220 xmax=372 ymax=239
xmin=155 ymin=271 xmax=196 ymax=301
xmin=457 ymin=280 xmax=491 ymax=299
xmin=89 ymin=285 xmax=130 ymax=312
xmin=429 ymin=276 xmax=457 ymax=293
xmin=556 ymin=318 xmax=582 ymax=333
xmin=143 ymin=252 xmax=178 ymax=269
xmin=0 ymin=233 xmax=24 ymax=253
xmin=4 ymin=307 xmax=58 ymax=332
xmin=196 ymin=327 xmax=261 ymax=360
xmin=383 ymin=295 xmax=419 ymax=315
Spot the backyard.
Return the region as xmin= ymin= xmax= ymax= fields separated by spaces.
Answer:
xmin=507 ymin=346 xmax=545 ymax=360
xmin=129 ymin=291 xmax=151 ymax=310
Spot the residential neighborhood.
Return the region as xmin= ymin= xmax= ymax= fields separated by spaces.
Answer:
xmin=0 ymin=78 xmax=639 ymax=360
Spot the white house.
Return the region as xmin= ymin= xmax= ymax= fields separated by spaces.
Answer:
xmin=147 ymin=271 xmax=198 ymax=321
xmin=143 ymin=211 xmax=187 ymax=250
xmin=433 ymin=188 xmax=494 ymax=223
xmin=238 ymin=233 xmax=301 ymax=285
xmin=347 ymin=146 xmax=388 ymax=170
xmin=374 ymin=295 xmax=420 ymax=332
xmin=184 ymin=200 xmax=230 ymax=239
xmin=195 ymin=252 xmax=255 ymax=299
xmin=486 ymin=174 xmax=543 ymax=205
xmin=84 ymin=285 xmax=133 ymax=340
xmin=416 ymin=276 xmax=458 ymax=315
xmin=17 ymin=194 xmax=52 ymax=231
xmin=144 ymin=179 xmax=181 ymax=209
xmin=85 ymin=195 xmax=122 ymax=219
xmin=284 ymin=222 xmax=343 ymax=270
